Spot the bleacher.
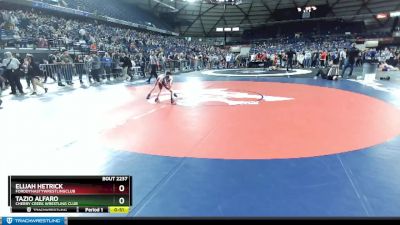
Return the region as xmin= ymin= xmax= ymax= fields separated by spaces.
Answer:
xmin=64 ymin=0 xmax=171 ymax=30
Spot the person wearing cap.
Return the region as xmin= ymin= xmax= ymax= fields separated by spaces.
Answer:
xmin=2 ymin=52 xmax=24 ymax=95
xmin=146 ymin=71 xmax=178 ymax=105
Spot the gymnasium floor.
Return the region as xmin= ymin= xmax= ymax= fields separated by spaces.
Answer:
xmin=1 ymin=68 xmax=400 ymax=217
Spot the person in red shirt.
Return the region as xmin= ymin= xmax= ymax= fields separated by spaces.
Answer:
xmin=320 ymin=51 xmax=327 ymax=68
xmin=261 ymin=52 xmax=267 ymax=62
xmin=256 ymin=52 xmax=263 ymax=62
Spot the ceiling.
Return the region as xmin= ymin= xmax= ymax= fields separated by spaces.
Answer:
xmin=123 ymin=0 xmax=400 ymax=36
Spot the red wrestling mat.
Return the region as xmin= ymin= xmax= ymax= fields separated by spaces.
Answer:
xmin=102 ymin=81 xmax=400 ymax=159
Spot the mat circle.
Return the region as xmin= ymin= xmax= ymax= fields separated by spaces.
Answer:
xmin=104 ymin=81 xmax=400 ymax=159
xmin=202 ymin=68 xmax=313 ymax=77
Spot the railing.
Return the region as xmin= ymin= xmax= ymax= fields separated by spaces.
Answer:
xmin=39 ymin=62 xmax=143 ymax=83
xmin=37 ymin=60 xmax=194 ymax=83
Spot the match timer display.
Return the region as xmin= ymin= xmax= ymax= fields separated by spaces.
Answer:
xmin=8 ymin=176 xmax=132 ymax=213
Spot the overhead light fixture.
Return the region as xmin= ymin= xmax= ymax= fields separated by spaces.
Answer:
xmin=298 ymin=6 xmax=317 ymax=13
xmin=390 ymin=11 xmax=400 ymax=17
xmin=376 ymin=13 xmax=388 ymax=19
xmin=216 ymin=27 xmax=240 ymax=32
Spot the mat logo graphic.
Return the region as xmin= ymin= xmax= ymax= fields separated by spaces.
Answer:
xmin=148 ymin=88 xmax=294 ymax=106
xmin=241 ymin=69 xmax=266 ymax=74
xmin=7 ymin=217 xmax=13 ymax=224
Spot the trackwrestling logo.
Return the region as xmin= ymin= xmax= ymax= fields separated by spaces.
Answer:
xmin=147 ymin=88 xmax=294 ymax=106
xmin=2 ymin=217 xmax=64 ymax=225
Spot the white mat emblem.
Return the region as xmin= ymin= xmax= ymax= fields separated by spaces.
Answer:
xmin=147 ymin=88 xmax=293 ymax=106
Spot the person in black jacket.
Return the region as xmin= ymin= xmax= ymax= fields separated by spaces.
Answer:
xmin=138 ymin=53 xmax=146 ymax=78
xmin=341 ymin=43 xmax=360 ymax=78
xmin=120 ymin=53 xmax=133 ymax=81
xmin=25 ymin=55 xmax=48 ymax=95
xmin=286 ymin=49 xmax=296 ymax=71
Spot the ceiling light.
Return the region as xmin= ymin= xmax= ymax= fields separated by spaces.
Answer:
xmin=390 ymin=11 xmax=400 ymax=17
xmin=376 ymin=13 xmax=388 ymax=19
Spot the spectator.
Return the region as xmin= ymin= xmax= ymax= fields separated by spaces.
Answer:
xmin=90 ymin=51 xmax=101 ymax=83
xmin=25 ymin=55 xmax=48 ymax=95
xmin=304 ymin=50 xmax=311 ymax=68
xmin=120 ymin=53 xmax=133 ymax=81
xmin=102 ymin=52 xmax=112 ymax=81
xmin=341 ymin=43 xmax=360 ymax=78
xmin=2 ymin=52 xmax=24 ymax=95
xmin=147 ymin=51 xmax=158 ymax=83
xmin=60 ymin=49 xmax=74 ymax=85
xmin=286 ymin=49 xmax=296 ymax=71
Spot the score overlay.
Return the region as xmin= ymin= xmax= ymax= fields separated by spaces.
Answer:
xmin=8 ymin=176 xmax=132 ymax=213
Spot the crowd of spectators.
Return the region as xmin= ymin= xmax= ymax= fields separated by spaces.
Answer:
xmin=0 ymin=9 xmax=215 ymax=54
xmin=0 ymin=9 xmax=233 ymax=102
xmin=0 ymin=9 xmax=233 ymax=70
xmin=250 ymin=37 xmax=400 ymax=71
xmin=1 ymin=8 xmax=400 ymax=108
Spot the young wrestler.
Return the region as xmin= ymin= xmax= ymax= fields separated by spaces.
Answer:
xmin=146 ymin=71 xmax=178 ymax=104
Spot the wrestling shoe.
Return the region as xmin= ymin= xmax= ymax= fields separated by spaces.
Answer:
xmin=146 ymin=94 xmax=151 ymax=100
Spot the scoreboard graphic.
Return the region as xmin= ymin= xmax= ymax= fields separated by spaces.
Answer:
xmin=8 ymin=176 xmax=132 ymax=214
